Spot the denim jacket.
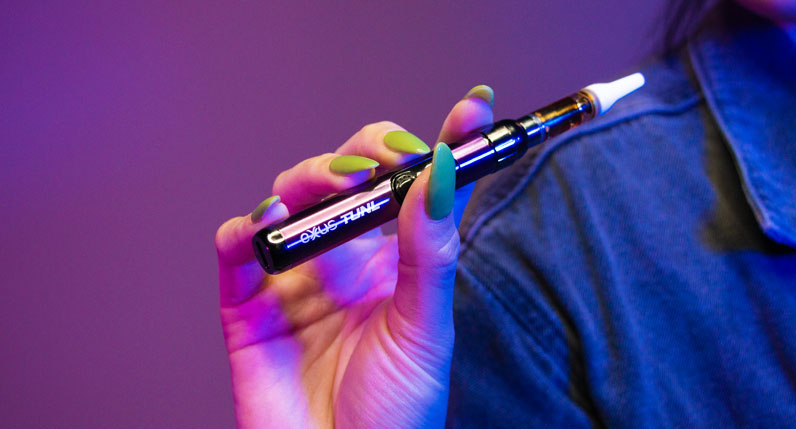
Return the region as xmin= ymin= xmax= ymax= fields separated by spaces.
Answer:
xmin=449 ymin=4 xmax=796 ymax=427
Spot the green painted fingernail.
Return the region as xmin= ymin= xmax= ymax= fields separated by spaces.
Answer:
xmin=384 ymin=130 xmax=431 ymax=154
xmin=464 ymin=84 xmax=494 ymax=108
xmin=251 ymin=195 xmax=280 ymax=223
xmin=427 ymin=142 xmax=456 ymax=220
xmin=329 ymin=155 xmax=379 ymax=175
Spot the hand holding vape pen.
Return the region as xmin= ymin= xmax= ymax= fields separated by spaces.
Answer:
xmin=253 ymin=73 xmax=645 ymax=274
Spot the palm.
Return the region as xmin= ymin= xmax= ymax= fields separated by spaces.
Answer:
xmin=221 ymin=230 xmax=450 ymax=427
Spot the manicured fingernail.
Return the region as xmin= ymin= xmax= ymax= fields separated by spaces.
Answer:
xmin=329 ymin=155 xmax=379 ymax=175
xmin=384 ymin=130 xmax=431 ymax=154
xmin=427 ymin=142 xmax=456 ymax=220
xmin=251 ymin=195 xmax=280 ymax=223
xmin=464 ymin=84 xmax=494 ymax=108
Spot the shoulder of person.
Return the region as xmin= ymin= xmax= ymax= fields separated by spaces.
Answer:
xmin=459 ymin=51 xmax=705 ymax=249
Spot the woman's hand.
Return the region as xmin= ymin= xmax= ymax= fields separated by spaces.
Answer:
xmin=215 ymin=87 xmax=494 ymax=428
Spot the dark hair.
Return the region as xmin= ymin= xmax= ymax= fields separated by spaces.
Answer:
xmin=662 ymin=0 xmax=722 ymax=52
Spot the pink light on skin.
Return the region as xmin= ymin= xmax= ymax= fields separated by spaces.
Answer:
xmin=214 ymin=93 xmax=497 ymax=428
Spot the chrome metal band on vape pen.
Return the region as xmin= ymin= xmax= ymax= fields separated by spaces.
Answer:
xmin=253 ymin=91 xmax=597 ymax=274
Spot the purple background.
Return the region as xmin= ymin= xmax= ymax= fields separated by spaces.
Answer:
xmin=1 ymin=1 xmax=665 ymax=427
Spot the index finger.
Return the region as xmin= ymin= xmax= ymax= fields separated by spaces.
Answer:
xmin=435 ymin=85 xmax=495 ymax=225
xmin=437 ymin=85 xmax=494 ymax=144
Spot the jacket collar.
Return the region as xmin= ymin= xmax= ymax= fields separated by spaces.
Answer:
xmin=689 ymin=3 xmax=796 ymax=248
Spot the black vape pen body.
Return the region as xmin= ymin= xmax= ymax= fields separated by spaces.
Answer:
xmin=254 ymin=92 xmax=596 ymax=274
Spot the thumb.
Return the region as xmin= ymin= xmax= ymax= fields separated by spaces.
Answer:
xmin=388 ymin=142 xmax=459 ymax=361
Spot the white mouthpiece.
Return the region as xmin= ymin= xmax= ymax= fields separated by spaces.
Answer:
xmin=583 ymin=72 xmax=645 ymax=116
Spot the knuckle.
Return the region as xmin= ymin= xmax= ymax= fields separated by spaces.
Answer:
xmin=358 ymin=123 xmax=381 ymax=144
xmin=400 ymin=222 xmax=461 ymax=271
xmin=358 ymin=122 xmax=380 ymax=135
xmin=312 ymin=153 xmax=336 ymax=173
xmin=433 ymin=226 xmax=461 ymax=266
xmin=317 ymin=152 xmax=337 ymax=163
xmin=299 ymin=155 xmax=324 ymax=172
xmin=273 ymin=154 xmax=334 ymax=192
xmin=361 ymin=121 xmax=401 ymax=141
xmin=272 ymin=170 xmax=289 ymax=193
xmin=214 ymin=216 xmax=241 ymax=253
xmin=376 ymin=120 xmax=400 ymax=130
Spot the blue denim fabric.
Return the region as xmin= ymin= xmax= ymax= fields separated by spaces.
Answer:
xmin=448 ymin=5 xmax=796 ymax=428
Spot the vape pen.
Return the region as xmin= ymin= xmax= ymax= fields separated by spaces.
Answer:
xmin=253 ymin=73 xmax=645 ymax=274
